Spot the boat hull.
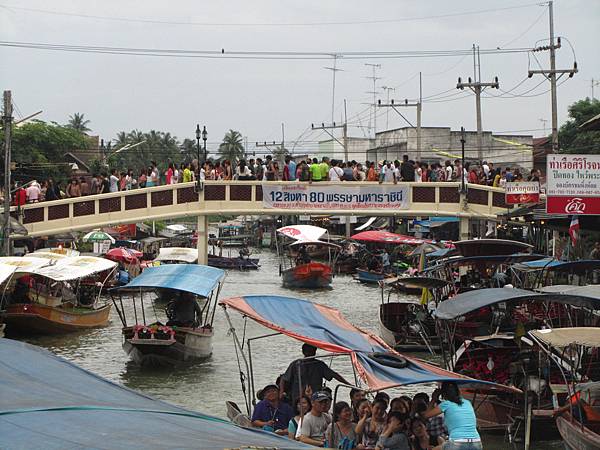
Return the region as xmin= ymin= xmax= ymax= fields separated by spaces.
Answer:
xmin=353 ymin=269 xmax=393 ymax=284
xmin=208 ymin=255 xmax=259 ymax=270
xmin=2 ymin=303 xmax=111 ymax=334
xmin=556 ymin=413 xmax=600 ymax=450
xmin=123 ymin=326 xmax=213 ymax=366
xmin=282 ymin=262 xmax=332 ymax=289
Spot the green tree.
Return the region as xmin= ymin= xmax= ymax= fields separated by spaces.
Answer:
xmin=558 ymin=98 xmax=600 ymax=154
xmin=108 ymin=129 xmax=183 ymax=172
xmin=66 ymin=112 xmax=91 ymax=134
xmin=0 ymin=121 xmax=88 ymax=182
xmin=218 ymin=129 xmax=245 ymax=163
xmin=180 ymin=138 xmax=196 ymax=162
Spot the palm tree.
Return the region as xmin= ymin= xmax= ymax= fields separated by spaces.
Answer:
xmin=67 ymin=113 xmax=91 ymax=133
xmin=218 ymin=129 xmax=245 ymax=163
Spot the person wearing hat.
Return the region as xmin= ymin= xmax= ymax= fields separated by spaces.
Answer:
xmin=251 ymin=383 xmax=294 ymax=435
xmin=299 ymin=391 xmax=332 ymax=446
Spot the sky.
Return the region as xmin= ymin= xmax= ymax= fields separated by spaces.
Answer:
xmin=1 ymin=0 xmax=599 ymax=157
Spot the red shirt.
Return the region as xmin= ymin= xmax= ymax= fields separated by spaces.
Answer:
xmin=166 ymin=168 xmax=173 ymax=184
xmin=14 ymin=188 xmax=27 ymax=206
xmin=282 ymin=165 xmax=290 ymax=181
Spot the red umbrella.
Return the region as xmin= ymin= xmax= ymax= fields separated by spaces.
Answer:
xmin=105 ymin=247 xmax=142 ymax=263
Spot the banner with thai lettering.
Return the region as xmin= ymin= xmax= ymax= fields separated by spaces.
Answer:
xmin=262 ymin=184 xmax=409 ymax=210
xmin=505 ymin=182 xmax=540 ymax=205
xmin=547 ymin=154 xmax=600 ymax=215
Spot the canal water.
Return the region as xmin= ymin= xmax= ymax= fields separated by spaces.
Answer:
xmin=24 ymin=250 xmax=562 ymax=449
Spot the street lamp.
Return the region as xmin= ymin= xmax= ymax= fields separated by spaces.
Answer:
xmin=195 ymin=124 xmax=201 ymax=167
xmin=202 ymin=126 xmax=207 ymax=162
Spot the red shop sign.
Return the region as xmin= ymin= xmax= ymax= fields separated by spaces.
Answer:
xmin=546 ymin=196 xmax=600 ymax=215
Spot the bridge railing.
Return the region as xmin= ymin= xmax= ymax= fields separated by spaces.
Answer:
xmin=11 ymin=181 xmax=509 ymax=236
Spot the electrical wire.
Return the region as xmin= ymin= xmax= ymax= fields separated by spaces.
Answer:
xmin=499 ymin=7 xmax=547 ymax=48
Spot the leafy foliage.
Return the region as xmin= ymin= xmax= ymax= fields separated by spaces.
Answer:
xmin=106 ymin=129 xmax=183 ymax=172
xmin=558 ymin=98 xmax=600 ymax=154
xmin=218 ymin=129 xmax=245 ymax=163
xmin=66 ymin=112 xmax=91 ymax=134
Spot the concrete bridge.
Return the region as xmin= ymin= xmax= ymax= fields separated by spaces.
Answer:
xmin=14 ymin=181 xmax=510 ymax=263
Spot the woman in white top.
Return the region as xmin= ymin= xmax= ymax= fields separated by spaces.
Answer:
xmin=328 ymin=160 xmax=344 ymax=181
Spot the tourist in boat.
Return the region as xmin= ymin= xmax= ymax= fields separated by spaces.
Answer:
xmin=165 ymin=292 xmax=203 ymax=328
xmin=375 ymin=411 xmax=410 ymax=450
xmin=280 ymin=343 xmax=351 ymax=405
xmin=412 ymin=393 xmax=446 ymax=443
xmin=350 ymin=388 xmax=367 ymax=422
xmin=296 ymin=246 xmax=311 ymax=265
xmin=420 ymin=382 xmax=481 ymax=449
xmin=325 ymin=401 xmax=359 ymax=449
xmin=250 ymin=384 xmax=294 ymax=436
xmin=356 ymin=398 xmax=387 ymax=449
xmin=299 ymin=391 xmax=333 ymax=446
xmin=288 ymin=395 xmax=311 ymax=440
xmin=409 ymin=418 xmax=444 ymax=450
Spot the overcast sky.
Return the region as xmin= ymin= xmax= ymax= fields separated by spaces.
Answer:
xmin=1 ymin=0 xmax=599 ymax=156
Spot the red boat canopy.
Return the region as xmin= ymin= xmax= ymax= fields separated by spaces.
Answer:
xmin=220 ymin=295 xmax=519 ymax=394
xmin=351 ymin=230 xmax=433 ymax=246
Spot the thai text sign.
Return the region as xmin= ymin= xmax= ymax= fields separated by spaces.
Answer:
xmin=262 ymin=183 xmax=409 ymax=210
xmin=546 ymin=154 xmax=600 ymax=215
xmin=505 ymin=182 xmax=540 ymax=205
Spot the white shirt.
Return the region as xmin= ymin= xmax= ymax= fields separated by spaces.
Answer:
xmin=446 ymin=165 xmax=453 ymax=181
xmin=415 ymin=168 xmax=423 ymax=183
xmin=26 ymin=185 xmax=41 ymax=201
xmin=383 ymin=165 xmax=395 ymax=182
xmin=236 ymin=166 xmax=252 ymax=178
xmin=482 ymin=164 xmax=490 ymax=176
xmin=109 ymin=175 xmax=119 ymax=192
xmin=199 ymin=168 xmax=206 ymax=181
xmin=172 ymin=169 xmax=179 ymax=184
xmin=328 ymin=166 xmax=343 ymax=181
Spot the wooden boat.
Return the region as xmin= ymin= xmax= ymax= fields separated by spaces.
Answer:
xmin=276 ymin=225 xmax=339 ymax=289
xmin=0 ymin=256 xmax=117 ymax=335
xmin=353 ymin=268 xmax=395 ymax=284
xmin=556 ymin=411 xmax=600 ymax=450
xmin=111 ymin=264 xmax=226 ymax=366
xmin=208 ymin=254 xmax=259 ymax=270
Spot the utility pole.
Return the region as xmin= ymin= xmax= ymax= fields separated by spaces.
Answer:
xmin=2 ymin=91 xmax=12 ymax=256
xmin=460 ymin=127 xmax=466 ymax=194
xmin=324 ymin=54 xmax=343 ymax=124
xmin=539 ymin=118 xmax=548 ymax=135
xmin=311 ymin=122 xmax=347 ymax=162
xmin=377 ymin=98 xmax=422 ymax=160
xmin=365 ymin=63 xmax=381 ymax=139
xmin=528 ymin=1 xmax=577 ymax=153
xmin=591 ymin=79 xmax=600 ymax=101
xmin=381 ymin=86 xmax=395 ymax=130
xmin=456 ymin=45 xmax=499 ymax=161
xmin=281 ymin=122 xmax=285 ymax=153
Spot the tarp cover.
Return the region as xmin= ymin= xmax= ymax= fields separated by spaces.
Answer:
xmin=114 ymin=264 xmax=225 ymax=298
xmin=434 ymin=288 xmax=600 ymax=320
xmin=0 ymin=339 xmax=310 ymax=450
xmin=277 ymin=225 xmax=327 ymax=242
xmin=220 ymin=295 xmax=518 ymax=393
xmin=351 ymin=230 xmax=432 ymax=245
xmin=530 ymin=327 xmax=600 ymax=348
xmin=155 ymin=247 xmax=198 ymax=263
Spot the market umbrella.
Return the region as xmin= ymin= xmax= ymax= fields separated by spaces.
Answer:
xmin=82 ymin=230 xmax=116 ymax=244
xmin=105 ymin=247 xmax=142 ymax=263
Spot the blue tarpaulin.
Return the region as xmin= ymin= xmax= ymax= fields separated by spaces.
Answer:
xmin=0 ymin=339 xmax=310 ymax=450
xmin=113 ymin=264 xmax=225 ymax=298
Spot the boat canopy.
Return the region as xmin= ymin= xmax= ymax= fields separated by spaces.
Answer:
xmin=0 ymin=256 xmax=56 ymax=273
xmin=155 ymin=247 xmax=198 ymax=263
xmin=33 ymin=247 xmax=80 ymax=257
xmin=530 ymin=327 xmax=600 ymax=348
xmin=394 ymin=276 xmax=451 ymax=289
xmin=434 ymin=288 xmax=600 ymax=320
xmin=277 ymin=225 xmax=327 ymax=242
xmin=518 ymin=259 xmax=600 ymax=273
xmin=425 ymin=253 xmax=546 ymax=272
xmin=0 ymin=256 xmax=117 ymax=281
xmin=288 ymin=240 xmax=341 ymax=249
xmin=220 ymin=295 xmax=519 ymax=393
xmin=351 ymin=230 xmax=432 ymax=245
xmin=453 ymin=239 xmax=533 ymax=257
xmin=0 ymin=265 xmax=16 ymax=285
xmin=537 ymin=285 xmax=600 ymax=299
xmin=0 ymin=339 xmax=310 ymax=450
xmin=114 ymin=264 xmax=225 ymax=298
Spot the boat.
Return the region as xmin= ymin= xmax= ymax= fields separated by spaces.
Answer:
xmin=452 ymin=238 xmax=534 ymax=257
xmin=530 ymin=328 xmax=600 ymax=450
xmin=219 ymin=294 xmax=519 ymax=420
xmin=379 ymin=277 xmax=451 ymax=352
xmin=111 ymin=264 xmax=226 ymax=366
xmin=216 ymin=223 xmax=253 ymax=247
xmin=276 ymin=225 xmax=339 ymax=289
xmin=353 ymin=268 xmax=396 ymax=284
xmin=0 ymin=256 xmax=117 ymax=335
xmin=0 ymin=338 xmax=311 ymax=449
xmin=208 ymin=253 xmax=259 ymax=270
xmin=0 ymin=264 xmax=17 ymax=338
xmin=154 ymin=246 xmax=198 ymax=264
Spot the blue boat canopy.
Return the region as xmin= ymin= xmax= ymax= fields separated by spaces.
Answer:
xmin=0 ymin=339 xmax=310 ymax=450
xmin=434 ymin=287 xmax=600 ymax=320
xmin=113 ymin=264 xmax=225 ymax=298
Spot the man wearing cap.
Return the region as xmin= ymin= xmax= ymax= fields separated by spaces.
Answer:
xmin=280 ymin=343 xmax=351 ymax=406
xmin=299 ymin=391 xmax=332 ymax=446
xmin=251 ymin=384 xmax=294 ymax=435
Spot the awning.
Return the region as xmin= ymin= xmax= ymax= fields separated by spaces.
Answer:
xmin=220 ymin=295 xmax=519 ymax=393
xmin=0 ymin=339 xmax=310 ymax=450
xmin=351 ymin=230 xmax=432 ymax=245
xmin=155 ymin=247 xmax=198 ymax=263
xmin=530 ymin=328 xmax=600 ymax=348
xmin=453 ymin=239 xmax=533 ymax=257
xmin=434 ymin=288 xmax=600 ymax=320
xmin=114 ymin=264 xmax=225 ymax=298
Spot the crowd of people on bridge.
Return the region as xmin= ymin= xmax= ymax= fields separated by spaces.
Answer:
xmin=10 ymin=154 xmax=541 ymax=205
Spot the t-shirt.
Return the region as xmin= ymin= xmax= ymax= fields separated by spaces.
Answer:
xmin=250 ymin=400 xmax=294 ymax=431
xmin=287 ymin=161 xmax=297 ymax=181
xmin=109 ymin=175 xmax=119 ymax=192
xmin=400 ymin=161 xmax=414 ymax=181
xmin=329 ymin=166 xmax=343 ymax=181
xmin=26 ymin=185 xmax=41 ymax=202
xmin=376 ymin=432 xmax=410 ymax=450
xmin=446 ymin=165 xmax=453 ymax=181
xmin=310 ymin=163 xmax=322 ymax=181
xmin=325 ymin=422 xmax=359 ymax=449
xmin=300 ymin=412 xmax=330 ymax=441
xmin=439 ymin=399 xmax=480 ymax=440
xmin=319 ymin=162 xmax=329 ymax=180
xmin=166 ymin=168 xmax=173 ymax=185
xmin=383 ymin=166 xmax=395 ymax=182
xmin=282 ymin=358 xmax=335 ymax=403
xmin=182 ymin=168 xmax=192 ymax=183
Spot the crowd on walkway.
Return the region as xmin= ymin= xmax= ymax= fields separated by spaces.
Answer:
xmin=11 ymin=154 xmax=541 ymax=205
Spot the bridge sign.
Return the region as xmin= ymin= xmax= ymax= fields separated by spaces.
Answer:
xmin=262 ymin=184 xmax=409 ymax=211
xmin=546 ymin=154 xmax=600 ymax=215
xmin=505 ymin=182 xmax=540 ymax=205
